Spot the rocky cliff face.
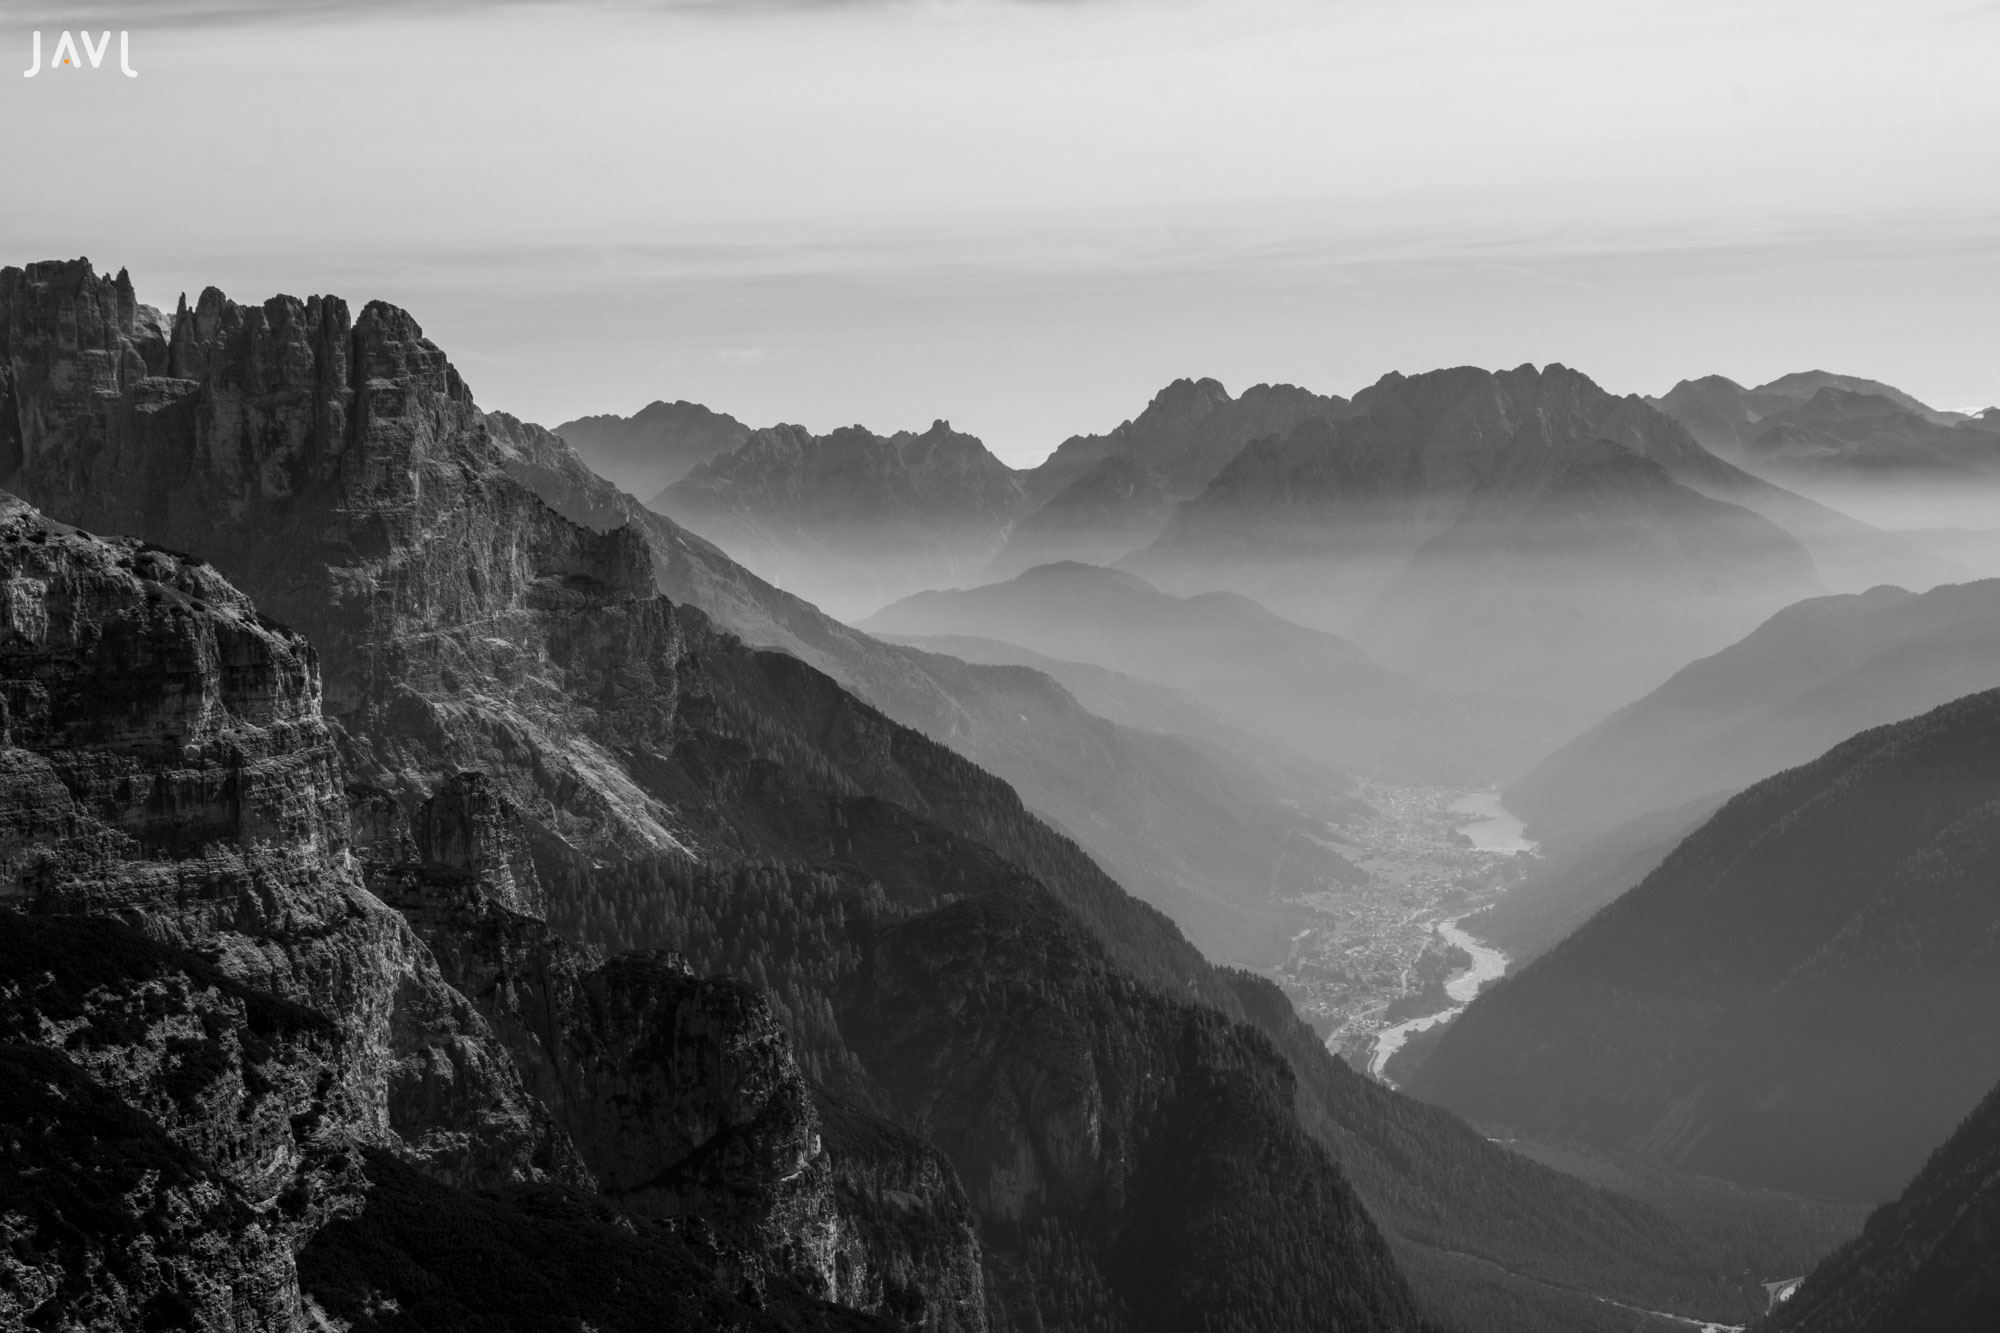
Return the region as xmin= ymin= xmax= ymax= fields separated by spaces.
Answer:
xmin=0 ymin=912 xmax=341 ymax=1331
xmin=356 ymin=775 xmax=988 ymax=1330
xmin=0 ymin=496 xmax=593 ymax=1326
xmin=0 ymin=491 xmax=946 ymax=1330
xmin=0 ymin=259 xmax=673 ymax=871
xmin=0 ymin=496 xmax=574 ymax=1190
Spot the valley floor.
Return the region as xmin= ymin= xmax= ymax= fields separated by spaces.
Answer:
xmin=1273 ymin=783 xmax=1534 ymax=1078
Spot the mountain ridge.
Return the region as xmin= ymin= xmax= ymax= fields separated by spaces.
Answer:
xmin=1410 ymin=688 xmax=2000 ymax=1202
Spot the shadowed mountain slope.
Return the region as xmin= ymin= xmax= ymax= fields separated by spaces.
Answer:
xmin=1467 ymin=793 xmax=1725 ymax=966
xmin=1765 ymin=1076 xmax=2000 ymax=1333
xmin=1410 ymin=689 xmax=2000 ymax=1202
xmin=1509 ymin=578 xmax=2000 ymax=850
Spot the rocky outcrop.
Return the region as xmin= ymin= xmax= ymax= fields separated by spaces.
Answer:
xmin=0 ymin=913 xmax=339 ymax=1332
xmin=0 ymin=496 xmax=574 ymax=1188
xmin=0 ymin=495 xmax=593 ymax=1326
xmin=0 ymin=481 xmax=934 ymax=1330
xmin=0 ymin=259 xmax=676 ymax=869
xmin=359 ymin=775 xmax=988 ymax=1330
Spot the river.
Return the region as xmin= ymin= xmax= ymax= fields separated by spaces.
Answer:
xmin=1365 ymin=794 xmax=1533 ymax=1083
xmin=1366 ymin=914 xmax=1511 ymax=1083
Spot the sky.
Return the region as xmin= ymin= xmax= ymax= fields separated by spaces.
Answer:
xmin=3 ymin=0 xmax=1997 ymax=465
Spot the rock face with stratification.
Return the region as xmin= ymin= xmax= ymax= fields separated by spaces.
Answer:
xmin=0 ymin=495 xmax=588 ymax=1326
xmin=0 ymin=259 xmax=676 ymax=868
xmin=356 ymin=775 xmax=987 ymax=1329
xmin=0 ymin=489 xmax=938 ymax=1331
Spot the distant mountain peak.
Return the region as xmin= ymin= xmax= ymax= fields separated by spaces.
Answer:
xmin=1753 ymin=369 xmax=1948 ymax=422
xmin=1027 ymin=373 xmax=1350 ymax=503
xmin=551 ymin=396 xmax=751 ymax=500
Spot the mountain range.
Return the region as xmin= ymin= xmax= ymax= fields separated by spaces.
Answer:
xmin=1653 ymin=371 xmax=2000 ymax=534
xmin=623 ymin=362 xmax=1953 ymax=728
xmin=582 ymin=365 xmax=1960 ymax=726
xmin=2 ymin=257 xmax=1833 ymax=1333
xmin=653 ymin=419 xmax=1029 ymax=619
xmin=1134 ymin=363 xmax=1837 ymax=713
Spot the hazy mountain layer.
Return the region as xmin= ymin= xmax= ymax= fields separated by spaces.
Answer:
xmin=1655 ymin=372 xmax=2000 ymax=534
xmin=1509 ymin=579 xmax=2000 ymax=850
xmin=1138 ymin=363 xmax=1824 ymax=714
xmin=1655 ymin=370 xmax=1974 ymax=462
xmin=654 ymin=419 xmax=1031 ymax=619
xmin=986 ymin=454 xmax=1177 ymax=578
xmin=553 ymin=397 xmax=751 ymax=499
xmin=486 ymin=412 xmax=1364 ymax=967
xmin=865 ymin=560 xmax=1566 ymax=781
xmin=1766 ymin=1076 xmax=2000 ymax=1333
xmin=1410 ymin=689 xmax=2000 ymax=1201
xmin=866 ymin=629 xmax=1358 ymax=796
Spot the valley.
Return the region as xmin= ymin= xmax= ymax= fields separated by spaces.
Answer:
xmin=1275 ymin=784 xmax=1535 ymax=1077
